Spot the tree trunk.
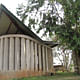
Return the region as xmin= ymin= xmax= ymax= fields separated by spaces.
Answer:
xmin=72 ymin=50 xmax=80 ymax=74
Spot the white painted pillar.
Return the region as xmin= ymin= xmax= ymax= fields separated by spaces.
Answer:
xmin=34 ymin=43 xmax=38 ymax=71
xmin=51 ymin=49 xmax=53 ymax=70
xmin=38 ymin=45 xmax=42 ymax=71
xmin=26 ymin=39 xmax=30 ymax=71
xmin=15 ymin=37 xmax=20 ymax=71
xmin=9 ymin=37 xmax=14 ymax=71
xmin=0 ymin=38 xmax=3 ymax=71
xmin=48 ymin=48 xmax=51 ymax=71
xmin=42 ymin=46 xmax=45 ymax=72
xmin=46 ymin=47 xmax=48 ymax=72
xmin=3 ymin=38 xmax=9 ymax=71
xmin=25 ymin=40 xmax=27 ymax=69
xmin=31 ymin=41 xmax=34 ymax=71
xmin=21 ymin=38 xmax=26 ymax=70
xmin=48 ymin=48 xmax=53 ymax=71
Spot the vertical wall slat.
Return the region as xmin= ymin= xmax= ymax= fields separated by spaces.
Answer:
xmin=0 ymin=38 xmax=3 ymax=71
xmin=51 ymin=49 xmax=53 ymax=71
xmin=26 ymin=39 xmax=30 ymax=71
xmin=48 ymin=48 xmax=52 ymax=71
xmin=44 ymin=47 xmax=47 ymax=71
xmin=9 ymin=37 xmax=14 ymax=71
xmin=48 ymin=48 xmax=50 ymax=71
xmin=42 ymin=46 xmax=45 ymax=72
xmin=21 ymin=38 xmax=26 ymax=70
xmin=38 ymin=45 xmax=42 ymax=71
xmin=25 ymin=40 xmax=27 ymax=69
xmin=15 ymin=37 xmax=20 ymax=70
xmin=46 ymin=47 xmax=48 ymax=72
xmin=50 ymin=49 xmax=52 ymax=70
xmin=31 ymin=41 xmax=34 ymax=71
xmin=34 ymin=43 xmax=38 ymax=71
xmin=3 ymin=38 xmax=8 ymax=71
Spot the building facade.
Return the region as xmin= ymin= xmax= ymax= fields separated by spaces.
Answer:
xmin=0 ymin=4 xmax=57 ymax=79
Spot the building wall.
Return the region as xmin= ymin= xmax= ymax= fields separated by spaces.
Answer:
xmin=0 ymin=34 xmax=54 ymax=79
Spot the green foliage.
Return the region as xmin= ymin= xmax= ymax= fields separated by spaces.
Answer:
xmin=17 ymin=0 xmax=80 ymax=51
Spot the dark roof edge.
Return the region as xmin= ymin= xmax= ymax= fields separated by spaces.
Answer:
xmin=43 ymin=41 xmax=59 ymax=48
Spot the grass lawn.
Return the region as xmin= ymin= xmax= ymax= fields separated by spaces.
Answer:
xmin=12 ymin=72 xmax=80 ymax=80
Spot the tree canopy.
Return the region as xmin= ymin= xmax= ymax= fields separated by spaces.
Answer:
xmin=17 ymin=0 xmax=80 ymax=51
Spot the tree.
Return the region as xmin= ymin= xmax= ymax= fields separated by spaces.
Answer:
xmin=17 ymin=0 xmax=80 ymax=73
xmin=53 ymin=46 xmax=72 ymax=71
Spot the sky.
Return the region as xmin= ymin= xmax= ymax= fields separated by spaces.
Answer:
xmin=0 ymin=0 xmax=25 ymax=15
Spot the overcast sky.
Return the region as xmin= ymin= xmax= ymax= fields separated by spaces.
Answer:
xmin=0 ymin=0 xmax=26 ymax=15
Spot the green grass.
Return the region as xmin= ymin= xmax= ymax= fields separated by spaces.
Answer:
xmin=12 ymin=72 xmax=80 ymax=80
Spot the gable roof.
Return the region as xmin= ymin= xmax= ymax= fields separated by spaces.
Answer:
xmin=0 ymin=4 xmax=58 ymax=48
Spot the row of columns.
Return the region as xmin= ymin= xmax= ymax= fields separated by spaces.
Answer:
xmin=0 ymin=36 xmax=53 ymax=72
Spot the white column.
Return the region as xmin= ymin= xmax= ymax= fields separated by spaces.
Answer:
xmin=48 ymin=48 xmax=51 ymax=71
xmin=26 ymin=39 xmax=30 ymax=71
xmin=15 ymin=37 xmax=20 ymax=71
xmin=21 ymin=38 xmax=26 ymax=70
xmin=51 ymin=49 xmax=53 ymax=70
xmin=9 ymin=37 xmax=14 ymax=71
xmin=34 ymin=43 xmax=38 ymax=71
xmin=38 ymin=45 xmax=42 ymax=71
xmin=48 ymin=48 xmax=52 ymax=71
xmin=46 ymin=47 xmax=48 ymax=72
xmin=31 ymin=41 xmax=34 ymax=71
xmin=42 ymin=46 xmax=45 ymax=72
xmin=3 ymin=38 xmax=9 ymax=71
xmin=0 ymin=38 xmax=3 ymax=71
